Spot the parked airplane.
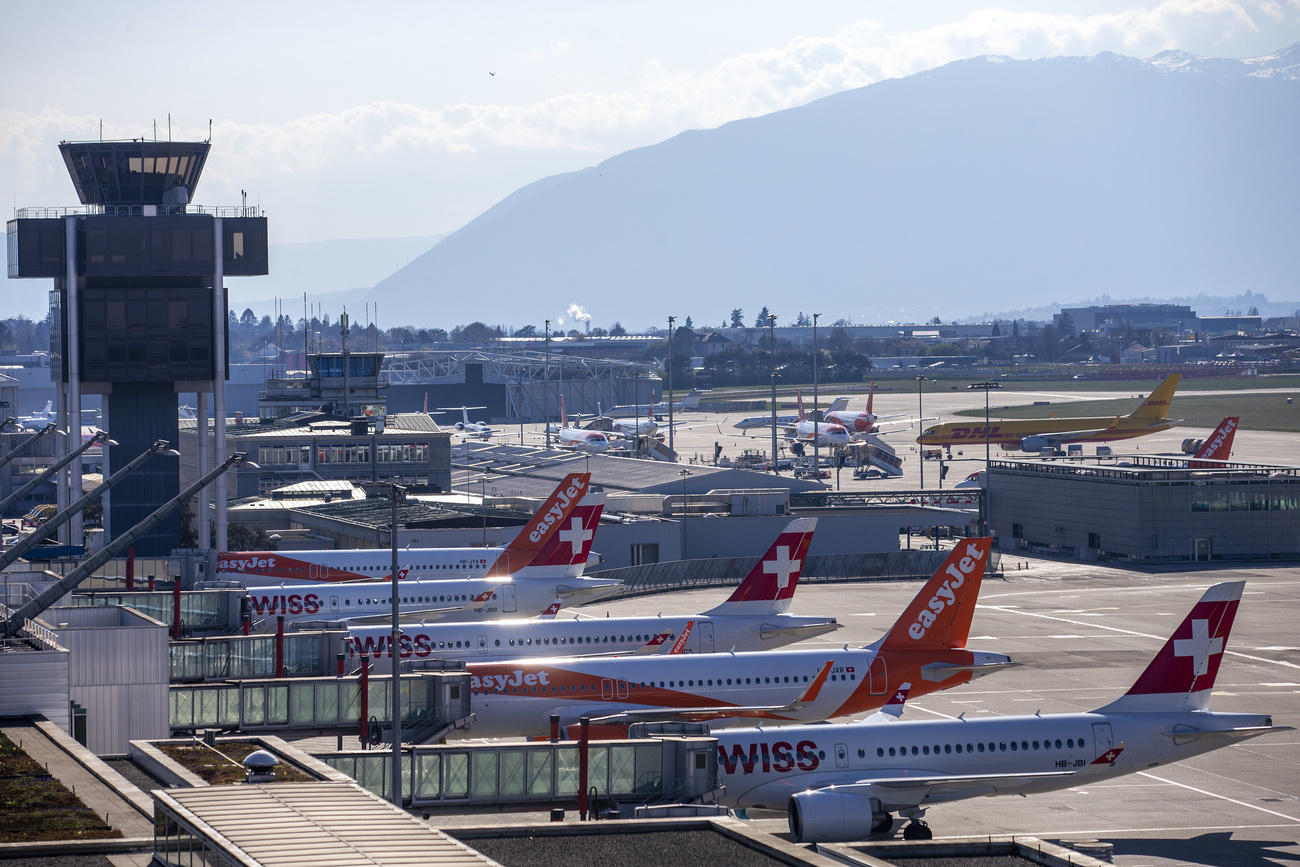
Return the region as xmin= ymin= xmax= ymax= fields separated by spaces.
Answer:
xmin=605 ymin=390 xmax=705 ymax=417
xmin=438 ymin=405 xmax=494 ymax=440
xmin=244 ymin=500 xmax=618 ymax=626
xmin=552 ymin=395 xmax=610 ymax=453
xmin=463 ymin=538 xmax=1013 ymax=738
xmin=1183 ymin=416 xmax=1238 ymax=467
xmin=17 ymin=400 xmax=54 ymax=429
xmin=785 ymin=390 xmax=850 ymax=448
xmin=824 ymin=384 xmax=914 ymax=437
xmin=734 ymin=398 xmax=849 ymax=434
xmin=717 ymin=581 xmax=1289 ymax=842
xmin=918 ymin=374 xmax=1183 ymax=452
xmin=216 ymin=472 xmax=593 ymax=586
xmin=348 ymin=517 xmax=840 ymax=661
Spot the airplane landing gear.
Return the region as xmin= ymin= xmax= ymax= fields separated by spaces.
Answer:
xmin=871 ymin=812 xmax=894 ymax=834
xmin=902 ymin=820 xmax=933 ymax=840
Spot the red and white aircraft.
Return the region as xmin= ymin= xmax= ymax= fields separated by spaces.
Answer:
xmin=785 ymin=390 xmax=850 ymax=448
xmin=1184 ymin=416 xmax=1239 ymax=467
xmin=463 ymin=538 xmax=1013 ymax=738
xmin=716 ymin=580 xmax=1289 ymax=843
xmin=347 ymin=517 xmax=840 ymax=661
xmin=823 ymin=383 xmax=913 ymax=437
xmin=552 ymin=395 xmax=610 ymax=453
xmin=243 ymin=500 xmax=622 ymax=626
xmin=217 ymin=472 xmax=593 ymax=586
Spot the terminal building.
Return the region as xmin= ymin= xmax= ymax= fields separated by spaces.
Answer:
xmin=988 ymin=456 xmax=1300 ymax=562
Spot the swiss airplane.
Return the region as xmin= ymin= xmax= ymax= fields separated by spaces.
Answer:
xmin=463 ymin=538 xmax=1013 ymax=738
xmin=347 ymin=517 xmax=840 ymax=661
xmin=715 ymin=580 xmax=1289 ymax=843
xmin=216 ymin=472 xmax=593 ymax=586
xmin=242 ymin=500 xmax=620 ymax=626
xmin=551 ymin=395 xmax=610 ymax=453
xmin=785 ymin=390 xmax=849 ymax=448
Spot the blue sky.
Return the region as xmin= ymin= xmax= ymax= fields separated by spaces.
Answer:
xmin=3 ymin=0 xmax=1297 ymax=249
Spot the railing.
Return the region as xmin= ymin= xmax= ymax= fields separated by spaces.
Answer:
xmin=14 ymin=204 xmax=262 ymax=219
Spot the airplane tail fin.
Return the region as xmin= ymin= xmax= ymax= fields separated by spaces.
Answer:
xmin=560 ymin=394 xmax=569 ymax=430
xmin=490 ymin=473 xmax=591 ymax=574
xmin=878 ymin=538 xmax=992 ymax=652
xmin=826 ymin=397 xmax=850 ymax=413
xmin=682 ymin=390 xmax=702 ymax=409
xmin=1128 ymin=374 xmax=1180 ymax=420
xmin=1192 ymin=417 xmax=1238 ymax=464
xmin=1096 ymin=581 xmax=1243 ymax=714
xmin=796 ymin=389 xmax=806 ymax=422
xmin=867 ymin=383 xmax=876 ymax=416
xmin=705 ymin=517 xmax=816 ymax=615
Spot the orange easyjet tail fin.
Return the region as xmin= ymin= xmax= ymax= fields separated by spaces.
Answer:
xmin=867 ymin=382 xmax=876 ymax=416
xmin=796 ymin=389 xmax=805 ymax=422
xmin=1193 ymin=417 xmax=1238 ymax=464
xmin=878 ymin=538 xmax=992 ymax=653
xmin=490 ymin=472 xmax=591 ymax=575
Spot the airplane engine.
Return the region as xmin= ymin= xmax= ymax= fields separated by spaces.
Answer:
xmin=787 ymin=790 xmax=884 ymax=843
xmin=1019 ymin=435 xmax=1052 ymax=453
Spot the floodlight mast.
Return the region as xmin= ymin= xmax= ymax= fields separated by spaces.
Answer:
xmin=2 ymin=451 xmax=251 ymax=637
xmin=0 ymin=430 xmax=110 ymax=517
xmin=0 ymin=441 xmax=174 ymax=574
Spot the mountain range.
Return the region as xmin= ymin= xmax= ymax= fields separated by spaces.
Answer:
xmin=368 ymin=45 xmax=1300 ymax=330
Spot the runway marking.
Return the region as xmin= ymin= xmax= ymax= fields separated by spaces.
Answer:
xmin=933 ymin=823 xmax=1300 ymax=839
xmin=1136 ymin=771 xmax=1300 ymax=824
xmin=981 ymin=580 xmax=1298 ymax=601
xmin=982 ymin=604 xmax=1300 ymax=672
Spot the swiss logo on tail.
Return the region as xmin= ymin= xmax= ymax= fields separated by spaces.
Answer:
xmin=1191 ymin=417 xmax=1238 ymax=467
xmin=530 ymin=499 xmax=605 ymax=568
xmin=708 ymin=517 xmax=817 ymax=614
xmin=879 ymin=538 xmax=991 ymax=652
xmin=1101 ymin=581 xmax=1242 ymax=713
xmin=490 ymin=472 xmax=590 ymax=574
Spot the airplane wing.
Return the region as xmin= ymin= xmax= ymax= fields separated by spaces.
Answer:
xmin=811 ymin=768 xmax=1079 ymax=806
xmin=591 ymin=661 xmax=836 ymax=724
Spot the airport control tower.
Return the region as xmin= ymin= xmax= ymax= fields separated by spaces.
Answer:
xmin=6 ymin=138 xmax=268 ymax=556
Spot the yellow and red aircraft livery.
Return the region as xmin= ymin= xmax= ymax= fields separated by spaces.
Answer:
xmin=918 ymin=374 xmax=1182 ymax=453
xmin=463 ymin=538 xmax=1014 ymax=738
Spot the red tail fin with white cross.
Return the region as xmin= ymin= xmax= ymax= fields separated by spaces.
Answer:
xmin=867 ymin=382 xmax=876 ymax=416
xmin=705 ymin=517 xmax=816 ymax=615
xmin=527 ymin=499 xmax=604 ymax=569
xmin=1098 ymin=581 xmax=1242 ymax=713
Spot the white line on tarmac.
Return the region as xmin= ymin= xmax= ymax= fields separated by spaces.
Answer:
xmin=1135 ymin=771 xmax=1300 ymax=824
xmin=933 ymin=823 xmax=1299 ymax=839
xmin=982 ymin=604 xmax=1300 ymax=672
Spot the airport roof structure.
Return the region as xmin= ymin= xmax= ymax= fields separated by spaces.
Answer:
xmin=450 ymin=442 xmax=824 ymax=498
xmin=153 ymin=780 xmax=497 ymax=866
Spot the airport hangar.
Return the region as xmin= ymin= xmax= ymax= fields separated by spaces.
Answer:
xmin=988 ymin=454 xmax=1300 ymax=561
xmin=238 ymin=442 xmax=981 ymax=571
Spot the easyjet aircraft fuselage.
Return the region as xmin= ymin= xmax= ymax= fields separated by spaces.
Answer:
xmin=465 ymin=645 xmax=1008 ymax=738
xmin=348 ymin=610 xmax=842 ymax=661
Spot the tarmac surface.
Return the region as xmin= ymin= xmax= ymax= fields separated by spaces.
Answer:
xmin=580 ymin=558 xmax=1300 ymax=867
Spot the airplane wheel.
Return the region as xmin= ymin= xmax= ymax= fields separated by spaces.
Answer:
xmin=871 ymin=813 xmax=894 ymax=834
xmin=902 ymin=820 xmax=932 ymax=841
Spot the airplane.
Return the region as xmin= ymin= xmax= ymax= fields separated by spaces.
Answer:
xmin=824 ymin=384 xmax=917 ymax=437
xmin=551 ymin=395 xmax=610 ymax=453
xmin=716 ymin=580 xmax=1290 ymax=843
xmin=347 ymin=517 xmax=841 ymax=661
xmin=605 ymin=389 xmax=705 ymax=417
xmin=1182 ymin=416 xmax=1238 ymax=468
xmin=242 ymin=501 xmax=621 ymax=627
xmin=918 ymin=373 xmax=1184 ymax=452
xmin=733 ymin=397 xmax=848 ymax=435
xmin=462 ymin=538 xmax=1014 ymax=738
xmin=784 ymin=390 xmax=850 ymax=448
xmin=437 ymin=405 xmax=494 ymax=440
xmin=216 ymin=472 xmax=593 ymax=586
xmin=17 ymin=400 xmax=54 ymax=429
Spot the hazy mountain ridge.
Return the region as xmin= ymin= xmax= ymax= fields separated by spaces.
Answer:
xmin=369 ymin=46 xmax=1300 ymax=329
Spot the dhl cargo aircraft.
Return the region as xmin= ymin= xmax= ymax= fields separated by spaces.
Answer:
xmin=462 ymin=538 xmax=1014 ymax=738
xmin=917 ymin=374 xmax=1182 ymax=453
xmin=216 ymin=472 xmax=592 ymax=586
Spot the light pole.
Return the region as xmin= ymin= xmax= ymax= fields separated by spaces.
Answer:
xmin=389 ymin=482 xmax=405 ymax=808
xmin=480 ymin=476 xmax=488 ymax=546
xmin=768 ymin=313 xmax=778 ymax=474
xmin=915 ymin=375 xmax=926 ymax=490
xmin=812 ymin=313 xmax=820 ymax=475
xmin=679 ymin=468 xmax=688 ymax=558
xmin=667 ymin=315 xmax=675 ymax=457
xmin=544 ymin=320 xmax=551 ymax=449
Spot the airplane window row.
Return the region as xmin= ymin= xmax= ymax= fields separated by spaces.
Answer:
xmin=343 ymin=594 xmax=479 ymax=606
xmin=476 ymin=672 xmax=838 ymax=694
xmin=874 ymin=736 xmax=1088 ymax=758
xmin=505 ymin=634 xmax=654 ymax=647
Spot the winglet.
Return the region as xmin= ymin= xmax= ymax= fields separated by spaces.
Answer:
xmin=1090 ymin=745 xmax=1125 ymax=765
xmin=879 ymin=538 xmax=992 ymax=652
xmin=538 ymin=600 xmax=562 ymax=618
xmin=669 ymin=619 xmax=695 ymax=654
xmin=880 ymin=681 xmax=911 ymax=718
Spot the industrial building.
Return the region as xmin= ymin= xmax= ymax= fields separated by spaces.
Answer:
xmin=988 ymin=455 xmax=1300 ymax=561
